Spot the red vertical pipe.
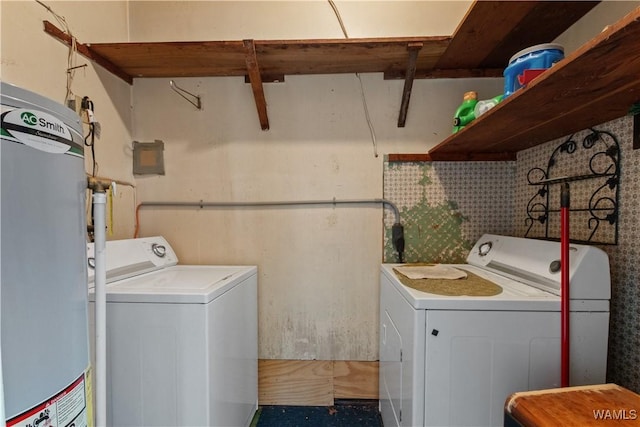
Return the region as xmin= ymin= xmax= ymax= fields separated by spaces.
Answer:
xmin=560 ymin=183 xmax=571 ymax=387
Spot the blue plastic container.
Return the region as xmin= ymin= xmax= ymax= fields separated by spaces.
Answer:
xmin=503 ymin=43 xmax=564 ymax=98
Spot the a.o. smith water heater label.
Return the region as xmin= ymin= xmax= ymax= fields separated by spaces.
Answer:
xmin=0 ymin=107 xmax=83 ymax=157
xmin=6 ymin=371 xmax=89 ymax=427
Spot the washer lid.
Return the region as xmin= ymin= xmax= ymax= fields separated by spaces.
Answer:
xmin=89 ymin=265 xmax=257 ymax=304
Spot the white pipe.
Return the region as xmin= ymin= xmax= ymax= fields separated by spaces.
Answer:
xmin=92 ymin=191 xmax=107 ymax=427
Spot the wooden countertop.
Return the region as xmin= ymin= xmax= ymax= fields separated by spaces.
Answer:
xmin=506 ymin=383 xmax=640 ymax=426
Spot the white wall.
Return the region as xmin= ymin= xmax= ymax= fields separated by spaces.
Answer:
xmin=1 ymin=0 xmax=135 ymax=239
xmin=129 ymin=0 xmax=505 ymax=361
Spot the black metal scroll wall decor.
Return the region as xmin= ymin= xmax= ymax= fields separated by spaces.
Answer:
xmin=525 ymin=128 xmax=620 ymax=244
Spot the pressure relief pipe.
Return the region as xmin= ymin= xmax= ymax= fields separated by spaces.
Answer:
xmin=89 ymin=179 xmax=108 ymax=426
xmin=560 ymin=183 xmax=571 ymax=388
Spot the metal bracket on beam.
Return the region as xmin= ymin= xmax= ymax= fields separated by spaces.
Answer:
xmin=397 ymin=42 xmax=423 ymax=128
xmin=243 ymin=39 xmax=270 ymax=131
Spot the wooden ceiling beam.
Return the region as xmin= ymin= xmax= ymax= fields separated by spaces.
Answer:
xmin=243 ymin=39 xmax=270 ymax=131
xmin=435 ymin=1 xmax=540 ymax=69
xmin=435 ymin=1 xmax=600 ymax=70
xmin=479 ymin=1 xmax=601 ymax=68
xmin=43 ymin=21 xmax=133 ymax=84
xmin=397 ymin=42 xmax=422 ymax=128
xmin=387 ymin=152 xmax=516 ymax=162
xmin=384 ymin=68 xmax=503 ymax=80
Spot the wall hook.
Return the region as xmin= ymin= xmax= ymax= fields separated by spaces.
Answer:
xmin=67 ymin=64 xmax=88 ymax=74
xmin=169 ymin=80 xmax=202 ymax=110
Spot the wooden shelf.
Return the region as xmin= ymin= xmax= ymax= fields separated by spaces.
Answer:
xmin=84 ymin=37 xmax=455 ymax=82
xmin=427 ymin=6 xmax=640 ymax=161
xmin=46 ymin=2 xmax=596 ymax=82
xmin=43 ymin=1 xmax=599 ymax=133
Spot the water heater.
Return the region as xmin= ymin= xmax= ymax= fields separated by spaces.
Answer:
xmin=1 ymin=82 xmax=92 ymax=426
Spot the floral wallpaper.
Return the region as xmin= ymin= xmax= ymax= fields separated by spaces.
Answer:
xmin=383 ymin=161 xmax=515 ymax=263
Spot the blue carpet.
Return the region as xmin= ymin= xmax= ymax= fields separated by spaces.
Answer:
xmin=254 ymin=400 xmax=383 ymax=427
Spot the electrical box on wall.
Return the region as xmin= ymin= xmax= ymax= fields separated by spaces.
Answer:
xmin=133 ymin=140 xmax=165 ymax=175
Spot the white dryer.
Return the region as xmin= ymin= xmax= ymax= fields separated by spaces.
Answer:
xmin=379 ymin=234 xmax=610 ymax=427
xmin=87 ymin=236 xmax=258 ymax=427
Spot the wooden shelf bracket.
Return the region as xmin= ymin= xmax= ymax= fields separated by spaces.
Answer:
xmin=243 ymin=39 xmax=270 ymax=131
xmin=397 ymin=42 xmax=423 ymax=128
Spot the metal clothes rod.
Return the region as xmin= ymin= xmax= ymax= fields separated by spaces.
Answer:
xmin=135 ymin=198 xmax=405 ymax=262
xmin=137 ymin=198 xmax=401 ymax=224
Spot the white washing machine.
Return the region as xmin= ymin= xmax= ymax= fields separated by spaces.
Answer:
xmin=379 ymin=234 xmax=610 ymax=427
xmin=87 ymin=236 xmax=258 ymax=427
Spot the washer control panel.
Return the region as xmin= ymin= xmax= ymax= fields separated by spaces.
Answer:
xmin=87 ymin=236 xmax=178 ymax=284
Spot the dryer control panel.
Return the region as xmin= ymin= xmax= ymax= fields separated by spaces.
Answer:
xmin=467 ymin=234 xmax=610 ymax=299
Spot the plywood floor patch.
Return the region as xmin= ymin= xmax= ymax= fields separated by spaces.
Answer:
xmin=259 ymin=360 xmax=379 ymax=405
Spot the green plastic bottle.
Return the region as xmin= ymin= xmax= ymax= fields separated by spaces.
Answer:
xmin=452 ymin=91 xmax=478 ymax=133
xmin=474 ymin=94 xmax=504 ymax=118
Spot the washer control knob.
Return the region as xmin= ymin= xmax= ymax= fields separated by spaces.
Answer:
xmin=151 ymin=243 xmax=166 ymax=258
xmin=549 ymin=260 xmax=561 ymax=273
xmin=88 ymin=257 xmax=95 ymax=269
xmin=478 ymin=241 xmax=493 ymax=257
